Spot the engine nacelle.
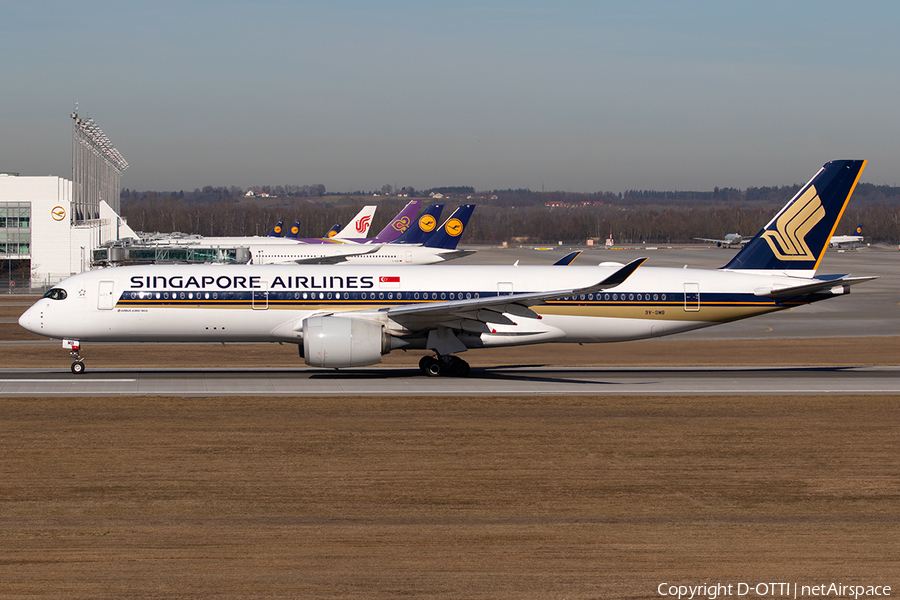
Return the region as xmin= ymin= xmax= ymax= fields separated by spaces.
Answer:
xmin=301 ymin=315 xmax=390 ymax=368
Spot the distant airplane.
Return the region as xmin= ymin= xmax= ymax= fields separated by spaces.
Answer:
xmin=267 ymin=221 xmax=285 ymax=237
xmin=830 ymin=224 xmax=864 ymax=248
xmin=695 ymin=233 xmax=751 ymax=248
xmin=249 ymin=205 xmax=474 ymax=265
xmin=19 ymin=160 xmax=875 ymax=377
xmin=330 ymin=206 xmax=377 ymax=240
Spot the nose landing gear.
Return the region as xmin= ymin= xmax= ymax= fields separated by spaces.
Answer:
xmin=419 ymin=354 xmax=470 ymax=377
xmin=67 ymin=342 xmax=85 ymax=374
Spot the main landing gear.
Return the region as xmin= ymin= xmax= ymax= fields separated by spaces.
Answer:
xmin=69 ymin=342 xmax=85 ymax=375
xmin=419 ymin=354 xmax=471 ymax=377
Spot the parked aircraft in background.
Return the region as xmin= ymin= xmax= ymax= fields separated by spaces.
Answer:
xmin=330 ymin=206 xmax=377 ymax=240
xmin=284 ymin=222 xmax=302 ymax=239
xmin=248 ymin=204 xmax=474 ymax=265
xmin=830 ymin=224 xmax=864 ymax=248
xmin=20 ymin=161 xmax=873 ymax=377
xmin=695 ymin=233 xmax=751 ymax=247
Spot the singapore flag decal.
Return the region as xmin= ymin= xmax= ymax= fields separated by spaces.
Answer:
xmin=379 ymin=275 xmax=400 ymax=289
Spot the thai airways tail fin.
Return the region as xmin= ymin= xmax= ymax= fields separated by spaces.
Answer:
xmin=723 ymin=160 xmax=866 ymax=277
xmin=423 ymin=204 xmax=475 ymax=250
xmin=284 ymin=221 xmax=302 ymax=239
xmin=324 ymin=224 xmax=342 ymax=238
xmin=333 ymin=206 xmax=377 ymax=239
xmin=393 ymin=204 xmax=445 ymax=244
xmin=267 ymin=221 xmax=285 ymax=237
xmin=372 ymin=200 xmax=422 ymax=243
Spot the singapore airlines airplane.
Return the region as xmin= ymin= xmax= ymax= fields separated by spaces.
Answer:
xmin=20 ymin=160 xmax=873 ymax=376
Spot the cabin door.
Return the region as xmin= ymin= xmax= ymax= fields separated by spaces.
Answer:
xmin=98 ymin=281 xmax=115 ymax=310
xmin=683 ymin=282 xmax=700 ymax=312
xmin=252 ymin=284 xmax=269 ymax=310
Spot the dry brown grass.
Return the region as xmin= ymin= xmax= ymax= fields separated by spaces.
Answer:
xmin=1 ymin=394 xmax=898 ymax=599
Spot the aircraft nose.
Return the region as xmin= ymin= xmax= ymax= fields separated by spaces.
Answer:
xmin=18 ymin=305 xmax=39 ymax=334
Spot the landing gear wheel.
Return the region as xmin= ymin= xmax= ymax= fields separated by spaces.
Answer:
xmin=71 ymin=361 xmax=85 ymax=375
xmin=420 ymin=356 xmax=443 ymax=377
xmin=448 ymin=356 xmax=470 ymax=377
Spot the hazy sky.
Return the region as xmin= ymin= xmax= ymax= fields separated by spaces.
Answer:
xmin=2 ymin=1 xmax=898 ymax=193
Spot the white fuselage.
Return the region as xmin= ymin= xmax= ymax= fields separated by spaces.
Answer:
xmin=19 ymin=263 xmax=818 ymax=348
xmin=247 ymin=244 xmax=469 ymax=265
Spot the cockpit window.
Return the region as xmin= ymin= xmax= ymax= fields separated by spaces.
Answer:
xmin=43 ymin=288 xmax=67 ymax=300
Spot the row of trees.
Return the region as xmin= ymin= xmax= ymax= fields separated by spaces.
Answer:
xmin=120 ymin=194 xmax=900 ymax=244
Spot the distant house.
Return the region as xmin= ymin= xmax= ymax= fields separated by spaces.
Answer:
xmin=244 ymin=190 xmax=271 ymax=198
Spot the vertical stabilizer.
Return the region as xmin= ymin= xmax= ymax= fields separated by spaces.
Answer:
xmin=723 ymin=160 xmax=866 ymax=276
xmin=423 ymin=204 xmax=475 ymax=250
xmin=372 ymin=200 xmax=422 ymax=243
xmin=393 ymin=204 xmax=445 ymax=244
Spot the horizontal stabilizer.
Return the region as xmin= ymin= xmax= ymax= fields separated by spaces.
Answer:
xmin=755 ymin=275 xmax=878 ymax=299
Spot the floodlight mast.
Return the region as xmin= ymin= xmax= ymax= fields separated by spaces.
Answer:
xmin=71 ymin=111 xmax=128 ymax=223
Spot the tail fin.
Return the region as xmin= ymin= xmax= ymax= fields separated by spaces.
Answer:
xmin=723 ymin=160 xmax=866 ymax=276
xmin=393 ymin=204 xmax=444 ymax=244
xmin=284 ymin=221 xmax=302 ymax=239
xmin=423 ymin=204 xmax=475 ymax=250
xmin=267 ymin=221 xmax=285 ymax=237
xmin=333 ymin=206 xmax=377 ymax=239
xmin=372 ymin=200 xmax=421 ymax=243
xmin=324 ymin=224 xmax=342 ymax=238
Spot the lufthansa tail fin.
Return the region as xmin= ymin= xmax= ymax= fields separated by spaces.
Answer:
xmin=324 ymin=223 xmax=342 ymax=238
xmin=723 ymin=160 xmax=866 ymax=276
xmin=372 ymin=200 xmax=422 ymax=243
xmin=267 ymin=221 xmax=285 ymax=237
xmin=284 ymin=221 xmax=302 ymax=239
xmin=423 ymin=204 xmax=475 ymax=250
xmin=393 ymin=204 xmax=445 ymax=244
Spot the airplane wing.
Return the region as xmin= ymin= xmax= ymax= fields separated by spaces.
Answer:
xmin=375 ymin=257 xmax=646 ymax=324
xmin=754 ymin=275 xmax=878 ymax=300
xmin=290 ymin=245 xmax=384 ymax=265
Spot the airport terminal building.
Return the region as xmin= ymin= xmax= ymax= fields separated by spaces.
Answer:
xmin=0 ymin=174 xmax=136 ymax=287
xmin=0 ymin=113 xmax=136 ymax=288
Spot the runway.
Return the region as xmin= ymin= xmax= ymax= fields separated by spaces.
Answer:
xmin=3 ymin=365 xmax=898 ymax=396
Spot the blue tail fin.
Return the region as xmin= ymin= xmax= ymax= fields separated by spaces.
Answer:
xmin=423 ymin=204 xmax=475 ymax=250
xmin=724 ymin=160 xmax=866 ymax=275
xmin=267 ymin=221 xmax=285 ymax=237
xmin=393 ymin=204 xmax=444 ymax=244
xmin=324 ymin=224 xmax=342 ymax=238
xmin=284 ymin=221 xmax=302 ymax=239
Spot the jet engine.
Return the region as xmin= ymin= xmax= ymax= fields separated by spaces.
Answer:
xmin=301 ymin=315 xmax=392 ymax=368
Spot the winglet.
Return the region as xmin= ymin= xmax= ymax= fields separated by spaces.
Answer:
xmin=573 ymin=257 xmax=647 ymax=294
xmin=553 ymin=251 xmax=582 ymax=266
